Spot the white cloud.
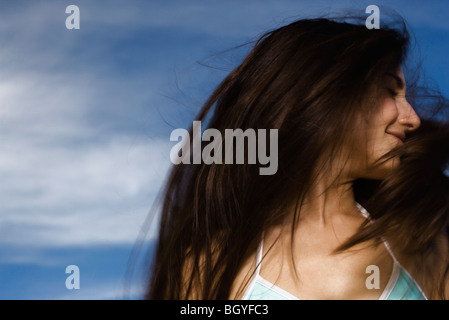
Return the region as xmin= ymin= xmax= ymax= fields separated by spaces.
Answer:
xmin=0 ymin=130 xmax=171 ymax=247
xmin=0 ymin=70 xmax=171 ymax=247
xmin=0 ymin=3 xmax=173 ymax=249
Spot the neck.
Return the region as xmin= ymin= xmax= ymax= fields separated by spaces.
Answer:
xmin=295 ymin=173 xmax=360 ymax=227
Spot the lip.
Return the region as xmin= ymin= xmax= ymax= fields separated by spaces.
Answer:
xmin=386 ymin=131 xmax=406 ymax=143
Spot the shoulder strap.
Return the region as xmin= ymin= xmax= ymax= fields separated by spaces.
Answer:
xmin=255 ymin=236 xmax=264 ymax=276
xmin=355 ymin=202 xmax=400 ymax=264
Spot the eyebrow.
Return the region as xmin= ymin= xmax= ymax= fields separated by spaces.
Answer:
xmin=385 ymin=72 xmax=405 ymax=89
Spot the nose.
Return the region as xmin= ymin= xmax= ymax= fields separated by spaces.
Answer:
xmin=398 ymin=99 xmax=421 ymax=133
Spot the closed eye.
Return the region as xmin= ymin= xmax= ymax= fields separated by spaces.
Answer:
xmin=386 ymin=88 xmax=398 ymax=98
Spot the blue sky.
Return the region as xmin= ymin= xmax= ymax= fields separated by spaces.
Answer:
xmin=0 ymin=0 xmax=448 ymax=300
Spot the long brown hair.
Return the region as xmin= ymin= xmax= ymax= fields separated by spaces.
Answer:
xmin=146 ymin=16 xmax=449 ymax=299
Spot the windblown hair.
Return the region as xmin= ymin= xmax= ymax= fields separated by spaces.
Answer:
xmin=347 ymin=118 xmax=449 ymax=298
xmin=146 ymin=16 xmax=449 ymax=299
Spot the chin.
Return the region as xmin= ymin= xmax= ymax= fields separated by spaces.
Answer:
xmin=364 ymin=157 xmax=401 ymax=180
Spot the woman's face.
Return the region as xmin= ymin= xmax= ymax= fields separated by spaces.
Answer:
xmin=352 ymin=68 xmax=421 ymax=180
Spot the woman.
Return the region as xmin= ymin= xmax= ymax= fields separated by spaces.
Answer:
xmin=146 ymin=16 xmax=449 ymax=299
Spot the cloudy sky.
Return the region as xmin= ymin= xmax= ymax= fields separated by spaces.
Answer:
xmin=0 ymin=0 xmax=448 ymax=299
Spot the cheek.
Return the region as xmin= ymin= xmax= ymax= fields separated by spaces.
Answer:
xmin=352 ymin=101 xmax=400 ymax=179
xmin=366 ymin=99 xmax=399 ymax=155
xmin=379 ymin=99 xmax=399 ymax=125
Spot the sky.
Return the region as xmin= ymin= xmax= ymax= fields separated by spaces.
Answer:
xmin=0 ymin=0 xmax=448 ymax=300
